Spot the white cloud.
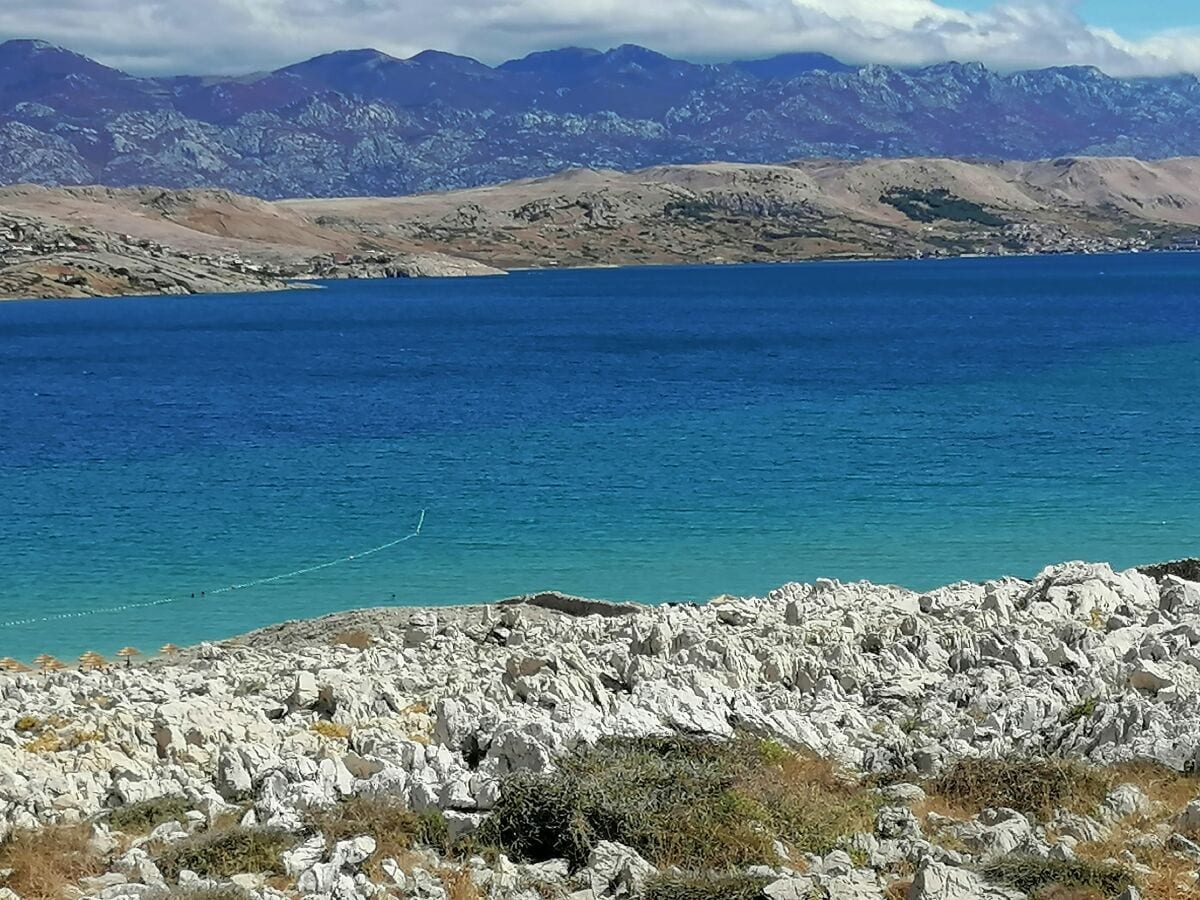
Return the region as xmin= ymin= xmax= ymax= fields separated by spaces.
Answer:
xmin=3 ymin=0 xmax=1200 ymax=77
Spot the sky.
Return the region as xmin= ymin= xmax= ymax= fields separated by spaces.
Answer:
xmin=3 ymin=1 xmax=1200 ymax=78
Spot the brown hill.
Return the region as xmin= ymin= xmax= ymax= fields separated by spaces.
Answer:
xmin=4 ymin=156 xmax=1200 ymax=299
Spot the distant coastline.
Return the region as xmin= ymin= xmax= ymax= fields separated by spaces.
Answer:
xmin=4 ymin=156 xmax=1200 ymax=301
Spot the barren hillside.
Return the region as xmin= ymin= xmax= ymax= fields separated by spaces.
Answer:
xmin=4 ymin=156 xmax=1200 ymax=299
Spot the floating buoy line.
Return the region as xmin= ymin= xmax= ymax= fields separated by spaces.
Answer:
xmin=0 ymin=509 xmax=426 ymax=630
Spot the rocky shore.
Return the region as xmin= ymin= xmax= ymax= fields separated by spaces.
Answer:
xmin=3 ymin=560 xmax=1200 ymax=900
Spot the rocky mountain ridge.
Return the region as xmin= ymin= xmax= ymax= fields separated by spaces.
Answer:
xmin=7 ymin=38 xmax=1200 ymax=197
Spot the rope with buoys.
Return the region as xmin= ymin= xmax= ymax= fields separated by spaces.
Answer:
xmin=0 ymin=509 xmax=426 ymax=629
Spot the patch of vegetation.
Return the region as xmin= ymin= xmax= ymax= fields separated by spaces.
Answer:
xmin=165 ymin=890 xmax=250 ymax=900
xmin=156 ymin=827 xmax=296 ymax=881
xmin=933 ymin=756 xmax=1110 ymax=819
xmin=1032 ymin=888 xmax=1107 ymax=900
xmin=331 ymin=629 xmax=374 ymax=650
xmin=439 ymin=866 xmax=484 ymax=900
xmin=1064 ymin=697 xmax=1099 ymax=724
xmin=478 ymin=735 xmax=878 ymax=870
xmin=881 ymin=188 xmax=1007 ymax=226
xmin=108 ymin=796 xmax=192 ymax=834
xmin=0 ymin=824 xmax=105 ymax=900
xmin=642 ymin=872 xmax=771 ymax=900
xmin=310 ymin=721 xmax=352 ymax=740
xmin=20 ymin=725 xmax=104 ymax=754
xmin=1139 ymin=558 xmax=1200 ymax=583
xmin=307 ymin=797 xmax=448 ymax=877
xmin=983 ymin=857 xmax=1134 ymax=897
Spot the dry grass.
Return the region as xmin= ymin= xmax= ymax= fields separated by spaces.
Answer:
xmin=0 ymin=824 xmax=106 ymax=900
xmin=1074 ymin=828 xmax=1199 ymax=900
xmin=439 ymin=866 xmax=483 ymax=900
xmin=1107 ymin=761 xmax=1198 ymax=823
xmin=310 ymin=721 xmax=351 ymax=740
xmin=924 ymin=757 xmax=1200 ymax=900
xmin=983 ymin=857 xmax=1134 ymax=897
xmin=1061 ymin=761 xmax=1200 ymax=900
xmin=1134 ymin=855 xmax=1200 ymax=900
xmin=331 ymin=629 xmax=374 ymax=650
xmin=306 ymin=797 xmax=448 ymax=879
xmin=932 ymin=757 xmax=1110 ymax=819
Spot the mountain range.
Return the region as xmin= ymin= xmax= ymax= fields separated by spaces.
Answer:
xmin=5 ymin=38 xmax=1200 ymax=198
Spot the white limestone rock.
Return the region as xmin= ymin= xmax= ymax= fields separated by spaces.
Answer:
xmin=583 ymin=841 xmax=656 ymax=897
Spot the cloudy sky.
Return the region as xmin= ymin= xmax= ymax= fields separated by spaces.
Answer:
xmin=3 ymin=1 xmax=1200 ymax=77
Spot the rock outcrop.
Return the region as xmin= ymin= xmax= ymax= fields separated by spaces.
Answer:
xmin=2 ymin=561 xmax=1200 ymax=897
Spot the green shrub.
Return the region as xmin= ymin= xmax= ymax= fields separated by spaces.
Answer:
xmin=108 ymin=796 xmax=192 ymax=834
xmin=478 ymin=735 xmax=877 ymax=870
xmin=643 ymin=872 xmax=770 ymax=900
xmin=934 ymin=757 xmax=1109 ymax=818
xmin=156 ymin=827 xmax=295 ymax=880
xmin=1064 ymin=697 xmax=1099 ymax=725
xmin=983 ymin=857 xmax=1134 ymax=897
xmin=880 ymin=188 xmax=1007 ymax=226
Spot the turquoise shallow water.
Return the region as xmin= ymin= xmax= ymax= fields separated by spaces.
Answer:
xmin=1 ymin=254 xmax=1199 ymax=659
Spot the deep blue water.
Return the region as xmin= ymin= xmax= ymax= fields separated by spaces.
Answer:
xmin=2 ymin=254 xmax=1199 ymax=659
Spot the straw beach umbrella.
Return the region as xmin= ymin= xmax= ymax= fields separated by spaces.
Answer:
xmin=79 ymin=651 xmax=106 ymax=671
xmin=117 ymin=647 xmax=141 ymax=668
xmin=159 ymin=644 xmax=180 ymax=657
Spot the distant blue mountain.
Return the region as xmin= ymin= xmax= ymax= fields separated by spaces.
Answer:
xmin=732 ymin=52 xmax=855 ymax=78
xmin=2 ymin=39 xmax=1199 ymax=198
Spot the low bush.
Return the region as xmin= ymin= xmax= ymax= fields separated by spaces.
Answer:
xmin=0 ymin=824 xmax=105 ymax=900
xmin=933 ymin=756 xmax=1109 ymax=818
xmin=1033 ymin=888 xmax=1107 ymax=900
xmin=478 ymin=735 xmax=877 ymax=870
xmin=108 ymin=796 xmax=192 ymax=834
xmin=983 ymin=857 xmax=1134 ymax=897
xmin=156 ymin=827 xmax=296 ymax=880
xmin=307 ymin=797 xmax=448 ymax=876
xmin=1064 ymin=698 xmax=1099 ymax=724
xmin=642 ymin=872 xmax=771 ymax=900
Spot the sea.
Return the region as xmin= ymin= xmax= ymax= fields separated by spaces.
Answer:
xmin=2 ymin=254 xmax=1199 ymax=660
